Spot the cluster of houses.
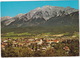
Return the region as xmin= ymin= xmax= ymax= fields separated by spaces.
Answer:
xmin=1 ymin=37 xmax=70 ymax=52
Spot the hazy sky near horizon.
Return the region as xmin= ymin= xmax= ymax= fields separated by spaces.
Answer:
xmin=1 ymin=1 xmax=79 ymax=17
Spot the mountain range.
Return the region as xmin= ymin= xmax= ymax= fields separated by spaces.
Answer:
xmin=1 ymin=5 xmax=79 ymax=27
xmin=1 ymin=5 xmax=79 ymax=34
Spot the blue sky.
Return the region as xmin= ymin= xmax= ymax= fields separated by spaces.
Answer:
xmin=0 ymin=1 xmax=79 ymax=17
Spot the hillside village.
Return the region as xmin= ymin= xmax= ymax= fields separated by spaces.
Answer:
xmin=1 ymin=37 xmax=60 ymax=50
xmin=1 ymin=33 xmax=79 ymax=57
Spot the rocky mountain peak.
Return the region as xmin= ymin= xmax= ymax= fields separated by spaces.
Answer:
xmin=25 ymin=5 xmax=78 ymax=20
xmin=1 ymin=6 xmax=78 ymax=27
xmin=15 ymin=13 xmax=24 ymax=17
xmin=1 ymin=16 xmax=12 ymax=21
